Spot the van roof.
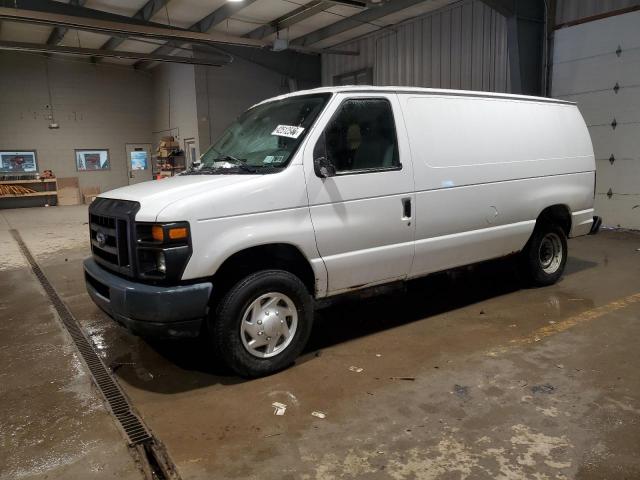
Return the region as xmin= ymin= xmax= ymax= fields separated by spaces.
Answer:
xmin=256 ymin=86 xmax=575 ymax=107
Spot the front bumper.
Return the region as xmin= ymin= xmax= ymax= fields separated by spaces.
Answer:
xmin=84 ymin=258 xmax=212 ymax=339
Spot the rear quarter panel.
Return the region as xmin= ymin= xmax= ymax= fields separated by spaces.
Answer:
xmin=398 ymin=94 xmax=595 ymax=277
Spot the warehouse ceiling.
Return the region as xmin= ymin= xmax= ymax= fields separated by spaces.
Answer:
xmin=0 ymin=0 xmax=457 ymax=67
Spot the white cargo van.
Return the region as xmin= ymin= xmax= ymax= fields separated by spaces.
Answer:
xmin=84 ymin=86 xmax=601 ymax=377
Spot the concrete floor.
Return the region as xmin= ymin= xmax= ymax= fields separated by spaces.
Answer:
xmin=1 ymin=205 xmax=640 ymax=480
xmin=0 ymin=208 xmax=143 ymax=480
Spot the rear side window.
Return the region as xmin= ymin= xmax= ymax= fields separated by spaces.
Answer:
xmin=323 ymin=98 xmax=400 ymax=173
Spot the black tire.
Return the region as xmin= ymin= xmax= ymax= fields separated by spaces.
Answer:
xmin=209 ymin=270 xmax=314 ymax=378
xmin=520 ymin=223 xmax=568 ymax=287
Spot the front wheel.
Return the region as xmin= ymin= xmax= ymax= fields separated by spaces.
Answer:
xmin=520 ymin=223 xmax=568 ymax=287
xmin=209 ymin=270 xmax=314 ymax=377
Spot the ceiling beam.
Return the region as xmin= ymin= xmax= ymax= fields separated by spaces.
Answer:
xmin=244 ymin=0 xmax=370 ymax=40
xmin=291 ymin=0 xmax=427 ymax=47
xmin=330 ymin=0 xmax=366 ymax=6
xmin=12 ymin=0 xmax=158 ymax=27
xmin=193 ymin=0 xmax=259 ymax=34
xmin=98 ymin=0 xmax=171 ymax=52
xmin=133 ymin=0 xmax=259 ymax=68
xmin=46 ymin=0 xmax=87 ymax=45
xmin=0 ymin=6 xmax=267 ymax=48
xmin=0 ymin=39 xmax=228 ymax=66
xmin=245 ymin=0 xmax=334 ymax=40
xmin=194 ymin=44 xmax=321 ymax=83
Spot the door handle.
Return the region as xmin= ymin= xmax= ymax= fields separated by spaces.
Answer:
xmin=402 ymin=198 xmax=412 ymax=219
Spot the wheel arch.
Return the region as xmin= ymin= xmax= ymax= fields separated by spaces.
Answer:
xmin=535 ymin=204 xmax=572 ymax=237
xmin=211 ymin=243 xmax=318 ymax=301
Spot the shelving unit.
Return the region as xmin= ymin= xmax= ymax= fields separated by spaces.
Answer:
xmin=0 ymin=178 xmax=58 ymax=208
xmin=0 ymin=191 xmax=57 ymax=198
xmin=1 ymin=178 xmax=56 ymax=185
xmin=154 ymin=154 xmax=186 ymax=178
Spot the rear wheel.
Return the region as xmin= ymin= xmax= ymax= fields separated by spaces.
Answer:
xmin=209 ymin=270 xmax=313 ymax=377
xmin=520 ymin=223 xmax=567 ymax=286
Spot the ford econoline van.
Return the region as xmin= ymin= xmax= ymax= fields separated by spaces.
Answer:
xmin=84 ymin=86 xmax=601 ymax=377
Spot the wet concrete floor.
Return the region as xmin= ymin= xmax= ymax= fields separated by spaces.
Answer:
xmin=1 ymin=205 xmax=640 ymax=479
xmin=0 ymin=210 xmax=143 ymax=479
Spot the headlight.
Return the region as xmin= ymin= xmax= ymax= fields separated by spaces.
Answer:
xmin=135 ymin=222 xmax=191 ymax=282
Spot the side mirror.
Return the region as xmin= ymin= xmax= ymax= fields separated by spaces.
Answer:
xmin=313 ymin=132 xmax=336 ymax=178
xmin=314 ymin=156 xmax=336 ymax=178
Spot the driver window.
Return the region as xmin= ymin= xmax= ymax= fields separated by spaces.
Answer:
xmin=324 ymin=98 xmax=400 ymax=173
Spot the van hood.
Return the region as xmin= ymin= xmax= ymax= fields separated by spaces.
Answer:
xmin=99 ymin=174 xmax=261 ymax=221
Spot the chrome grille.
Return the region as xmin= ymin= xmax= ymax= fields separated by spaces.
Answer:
xmin=88 ymin=198 xmax=140 ymax=277
xmin=90 ymin=214 xmax=126 ymax=268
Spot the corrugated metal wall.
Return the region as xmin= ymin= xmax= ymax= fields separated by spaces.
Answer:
xmin=555 ymin=0 xmax=640 ymax=25
xmin=321 ymin=0 xmax=511 ymax=93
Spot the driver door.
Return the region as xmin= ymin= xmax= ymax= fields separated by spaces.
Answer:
xmin=303 ymin=93 xmax=416 ymax=294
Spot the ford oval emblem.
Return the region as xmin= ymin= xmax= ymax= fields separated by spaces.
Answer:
xmin=96 ymin=231 xmax=107 ymax=247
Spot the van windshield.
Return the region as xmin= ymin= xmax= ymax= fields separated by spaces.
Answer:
xmin=189 ymin=93 xmax=331 ymax=175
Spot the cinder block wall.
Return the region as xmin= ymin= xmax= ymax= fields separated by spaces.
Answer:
xmin=0 ymin=52 xmax=153 ymax=193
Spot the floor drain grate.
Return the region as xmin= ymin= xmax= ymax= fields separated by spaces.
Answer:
xmin=10 ymin=229 xmax=153 ymax=446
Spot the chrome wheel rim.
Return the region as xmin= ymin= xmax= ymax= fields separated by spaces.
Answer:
xmin=240 ymin=292 xmax=298 ymax=359
xmin=538 ymin=232 xmax=563 ymax=274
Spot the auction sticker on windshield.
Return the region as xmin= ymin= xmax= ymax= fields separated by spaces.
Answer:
xmin=272 ymin=125 xmax=305 ymax=139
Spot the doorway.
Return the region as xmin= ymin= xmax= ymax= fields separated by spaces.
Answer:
xmin=184 ymin=138 xmax=198 ymax=169
xmin=125 ymin=143 xmax=153 ymax=185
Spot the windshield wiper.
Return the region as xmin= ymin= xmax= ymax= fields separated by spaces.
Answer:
xmin=236 ymin=163 xmax=257 ymax=173
xmin=213 ymin=155 xmax=257 ymax=173
xmin=216 ymin=155 xmax=244 ymax=163
xmin=183 ymin=159 xmax=257 ymax=175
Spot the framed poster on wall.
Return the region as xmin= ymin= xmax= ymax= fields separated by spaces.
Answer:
xmin=0 ymin=150 xmax=38 ymax=173
xmin=75 ymin=149 xmax=110 ymax=171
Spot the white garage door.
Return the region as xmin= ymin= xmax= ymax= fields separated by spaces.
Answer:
xmin=552 ymin=10 xmax=640 ymax=229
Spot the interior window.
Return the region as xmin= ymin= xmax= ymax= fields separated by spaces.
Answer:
xmin=323 ymin=98 xmax=400 ymax=173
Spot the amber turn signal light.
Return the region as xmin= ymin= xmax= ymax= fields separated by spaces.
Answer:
xmin=151 ymin=225 xmax=164 ymax=242
xmin=150 ymin=224 xmax=188 ymax=242
xmin=168 ymin=227 xmax=188 ymax=240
